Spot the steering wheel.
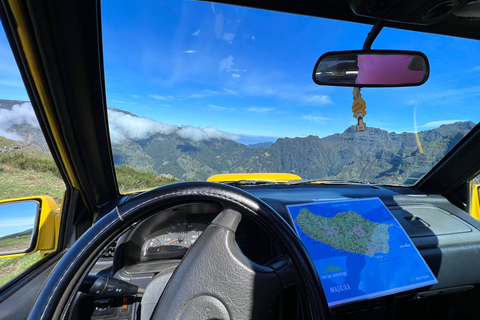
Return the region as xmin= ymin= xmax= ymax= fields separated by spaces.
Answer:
xmin=28 ymin=181 xmax=328 ymax=319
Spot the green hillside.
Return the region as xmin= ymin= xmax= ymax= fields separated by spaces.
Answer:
xmin=0 ymin=136 xmax=180 ymax=287
xmin=0 ymin=137 xmax=64 ymax=203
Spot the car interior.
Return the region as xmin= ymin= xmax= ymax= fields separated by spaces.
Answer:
xmin=1 ymin=0 xmax=480 ymax=319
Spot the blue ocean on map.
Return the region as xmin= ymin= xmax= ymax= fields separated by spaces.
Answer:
xmin=287 ymin=198 xmax=438 ymax=307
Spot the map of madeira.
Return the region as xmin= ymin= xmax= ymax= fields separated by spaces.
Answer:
xmin=295 ymin=208 xmax=390 ymax=257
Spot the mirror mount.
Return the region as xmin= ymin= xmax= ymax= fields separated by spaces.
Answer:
xmin=363 ymin=20 xmax=385 ymax=50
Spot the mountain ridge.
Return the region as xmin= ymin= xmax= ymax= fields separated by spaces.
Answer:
xmin=1 ymin=99 xmax=475 ymax=184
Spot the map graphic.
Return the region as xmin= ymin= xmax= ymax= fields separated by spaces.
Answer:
xmin=287 ymin=198 xmax=437 ymax=307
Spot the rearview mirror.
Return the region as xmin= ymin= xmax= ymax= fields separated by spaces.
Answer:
xmin=313 ymin=50 xmax=429 ymax=87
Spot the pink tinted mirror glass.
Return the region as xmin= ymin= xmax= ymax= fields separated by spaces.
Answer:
xmin=314 ymin=52 xmax=428 ymax=87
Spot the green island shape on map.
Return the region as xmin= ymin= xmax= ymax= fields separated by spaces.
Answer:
xmin=295 ymin=209 xmax=391 ymax=257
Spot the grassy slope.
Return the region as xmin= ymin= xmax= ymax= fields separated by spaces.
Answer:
xmin=0 ymin=136 xmax=181 ymax=286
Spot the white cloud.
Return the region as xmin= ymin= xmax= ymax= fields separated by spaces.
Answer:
xmin=232 ymin=74 xmax=240 ymax=78
xmin=108 ymin=109 xmax=177 ymax=143
xmin=132 ymin=95 xmax=140 ymax=99
xmin=419 ymin=120 xmax=467 ymax=128
xmin=247 ymin=107 xmax=274 ymax=113
xmin=192 ymin=29 xmax=201 ymax=36
xmin=148 ymin=94 xmax=174 ymax=101
xmin=300 ymin=115 xmax=332 ymax=121
xmin=184 ymin=50 xmax=197 ymax=54
xmin=0 ymin=102 xmax=39 ymax=141
xmin=208 ymin=104 xmax=233 ymax=111
xmin=219 ymin=55 xmax=234 ymax=72
xmin=221 ymin=87 xmax=239 ymax=96
xmin=177 ymin=126 xmax=240 ymax=142
xmin=223 ymin=33 xmax=235 ymax=44
xmin=299 ymin=94 xmax=333 ymax=105
xmin=407 ymin=99 xmax=421 ymax=105
xmin=186 ymin=89 xmax=219 ymax=99
xmin=107 ymin=109 xmax=239 ymax=144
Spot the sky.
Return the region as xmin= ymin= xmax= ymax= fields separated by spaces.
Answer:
xmin=0 ymin=0 xmax=479 ymax=145
xmin=0 ymin=201 xmax=37 ymax=238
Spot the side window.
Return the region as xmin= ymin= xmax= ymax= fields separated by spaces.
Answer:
xmin=0 ymin=25 xmax=65 ymax=286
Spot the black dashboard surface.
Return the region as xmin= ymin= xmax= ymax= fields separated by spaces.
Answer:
xmin=83 ymin=183 xmax=480 ymax=319
xmin=116 ymin=183 xmax=480 ymax=296
xmin=239 ymin=184 xmax=480 ymax=295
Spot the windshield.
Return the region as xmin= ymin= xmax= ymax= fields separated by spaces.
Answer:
xmin=102 ymin=0 xmax=480 ymax=192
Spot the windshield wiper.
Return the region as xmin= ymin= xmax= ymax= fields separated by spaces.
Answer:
xmin=287 ymin=179 xmax=374 ymax=185
xmin=222 ymin=180 xmax=288 ymax=186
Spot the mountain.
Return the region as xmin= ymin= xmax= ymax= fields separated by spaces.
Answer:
xmin=111 ymin=121 xmax=475 ymax=184
xmin=0 ymin=99 xmax=49 ymax=152
xmin=1 ymin=99 xmax=476 ymax=184
xmin=248 ymin=142 xmax=275 ymax=148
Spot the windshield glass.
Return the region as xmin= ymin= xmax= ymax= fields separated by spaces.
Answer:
xmin=102 ymin=0 xmax=480 ymax=192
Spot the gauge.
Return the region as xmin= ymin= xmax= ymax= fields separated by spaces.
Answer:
xmin=162 ymin=221 xmax=204 ymax=248
xmin=142 ymin=220 xmax=208 ymax=261
xmin=145 ymin=238 xmax=161 ymax=253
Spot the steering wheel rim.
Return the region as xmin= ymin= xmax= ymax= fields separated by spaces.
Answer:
xmin=28 ymin=181 xmax=328 ymax=319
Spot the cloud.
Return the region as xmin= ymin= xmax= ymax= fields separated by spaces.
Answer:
xmin=219 ymin=55 xmax=234 ymax=72
xmin=416 ymin=86 xmax=480 ymax=103
xmin=299 ymin=94 xmax=333 ymax=105
xmin=184 ymin=50 xmax=197 ymax=54
xmin=132 ymin=95 xmax=140 ymax=99
xmin=186 ymin=89 xmax=219 ymax=99
xmin=192 ymin=29 xmax=200 ymax=36
xmin=407 ymin=99 xmax=421 ymax=105
xmin=221 ymin=87 xmax=239 ymax=96
xmin=108 ymin=109 xmax=177 ymax=143
xmin=246 ymin=107 xmax=274 ymax=113
xmin=239 ymin=74 xmax=333 ymax=106
xmin=419 ymin=120 xmax=467 ymax=128
xmin=208 ymin=104 xmax=234 ymax=111
xmin=232 ymin=74 xmax=240 ymax=78
xmin=300 ymin=115 xmax=332 ymax=121
xmin=107 ymin=109 xmax=239 ymax=143
xmin=0 ymin=102 xmax=40 ymax=141
xmin=148 ymin=94 xmax=174 ymax=101
xmin=223 ymin=33 xmax=235 ymax=44
xmin=177 ymin=126 xmax=240 ymax=142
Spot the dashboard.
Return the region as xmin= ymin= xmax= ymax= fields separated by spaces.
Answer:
xmin=80 ymin=184 xmax=480 ymax=320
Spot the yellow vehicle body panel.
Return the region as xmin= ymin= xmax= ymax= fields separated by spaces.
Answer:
xmin=470 ymin=183 xmax=480 ymax=220
xmin=208 ymin=173 xmax=302 ymax=183
xmin=0 ymin=196 xmax=60 ymax=259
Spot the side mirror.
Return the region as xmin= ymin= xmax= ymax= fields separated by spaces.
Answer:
xmin=313 ymin=50 xmax=429 ymax=87
xmin=0 ymin=196 xmax=60 ymax=259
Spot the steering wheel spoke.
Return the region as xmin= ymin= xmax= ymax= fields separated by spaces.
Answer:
xmin=151 ymin=208 xmax=283 ymax=320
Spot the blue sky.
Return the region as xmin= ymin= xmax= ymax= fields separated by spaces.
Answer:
xmin=100 ymin=0 xmax=480 ymax=143
xmin=0 ymin=201 xmax=37 ymax=238
xmin=0 ymin=0 xmax=479 ymax=145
